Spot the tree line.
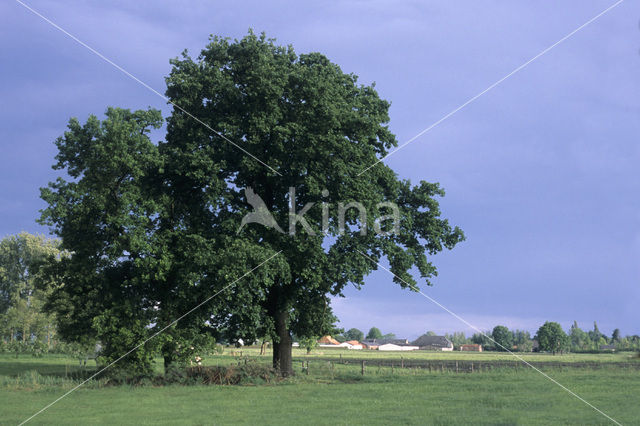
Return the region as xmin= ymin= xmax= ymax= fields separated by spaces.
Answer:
xmin=334 ymin=323 xmax=640 ymax=354
xmin=0 ymin=233 xmax=95 ymax=357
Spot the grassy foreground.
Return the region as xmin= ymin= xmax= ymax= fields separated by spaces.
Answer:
xmin=1 ymin=352 xmax=639 ymax=425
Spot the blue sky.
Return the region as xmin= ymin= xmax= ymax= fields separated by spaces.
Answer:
xmin=1 ymin=1 xmax=638 ymax=339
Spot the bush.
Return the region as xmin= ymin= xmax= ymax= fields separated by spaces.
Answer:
xmin=185 ymin=362 xmax=277 ymax=385
xmin=0 ymin=340 xmax=50 ymax=357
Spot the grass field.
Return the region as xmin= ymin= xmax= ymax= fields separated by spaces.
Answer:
xmin=1 ymin=350 xmax=639 ymax=425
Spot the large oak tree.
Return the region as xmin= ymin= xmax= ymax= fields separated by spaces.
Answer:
xmin=161 ymin=32 xmax=464 ymax=375
xmin=41 ymin=31 xmax=464 ymax=376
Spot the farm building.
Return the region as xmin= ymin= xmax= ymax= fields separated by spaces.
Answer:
xmin=360 ymin=340 xmax=379 ymax=349
xmin=411 ymin=335 xmax=454 ymax=351
xmin=459 ymin=344 xmax=482 ymax=352
xmin=317 ymin=335 xmax=342 ymax=347
xmin=345 ymin=340 xmax=363 ymax=349
xmin=317 ymin=335 xmax=340 ymax=345
xmin=378 ymin=343 xmax=419 ymax=351
xmin=361 ymin=338 xmax=409 ymax=350
xmin=336 ymin=341 xmax=363 ymax=350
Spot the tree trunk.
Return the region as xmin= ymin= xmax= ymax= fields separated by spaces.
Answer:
xmin=163 ymin=354 xmax=174 ymax=375
xmin=272 ymin=309 xmax=293 ymax=377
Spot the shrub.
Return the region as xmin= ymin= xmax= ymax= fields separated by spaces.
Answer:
xmin=185 ymin=362 xmax=277 ymax=385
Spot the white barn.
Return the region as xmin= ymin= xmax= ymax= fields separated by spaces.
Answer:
xmin=378 ymin=343 xmax=419 ymax=351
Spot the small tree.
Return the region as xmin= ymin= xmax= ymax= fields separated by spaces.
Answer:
xmin=366 ymin=327 xmax=383 ymax=340
xmin=588 ymin=322 xmax=604 ymax=349
xmin=299 ymin=336 xmax=318 ymax=354
xmin=536 ymin=322 xmax=569 ymax=355
xmin=569 ymin=321 xmax=588 ymax=351
xmin=344 ymin=328 xmax=364 ymax=342
xmin=611 ymin=328 xmax=621 ymax=344
xmin=491 ymin=325 xmax=512 ymax=351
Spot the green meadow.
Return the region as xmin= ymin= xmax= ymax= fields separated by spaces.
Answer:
xmin=2 ymin=350 xmax=639 ymax=425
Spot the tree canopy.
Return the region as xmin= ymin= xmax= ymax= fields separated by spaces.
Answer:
xmin=344 ymin=328 xmax=365 ymax=342
xmin=491 ymin=325 xmax=513 ymax=351
xmin=0 ymin=233 xmax=61 ymax=349
xmin=535 ymin=322 xmax=569 ymax=355
xmin=39 ymin=31 xmax=464 ymax=376
xmin=366 ymin=327 xmax=383 ymax=340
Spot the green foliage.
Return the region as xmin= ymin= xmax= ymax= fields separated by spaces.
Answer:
xmin=611 ymin=328 xmax=620 ymax=344
xmin=445 ymin=332 xmax=469 ymax=348
xmin=185 ymin=362 xmax=277 ymax=386
xmin=491 ymin=325 xmax=512 ymax=351
xmin=588 ymin=322 xmax=605 ymax=349
xmin=161 ymin=31 xmax=464 ymax=374
xmin=344 ymin=328 xmax=364 ymax=342
xmin=569 ymin=321 xmax=588 ymax=350
xmin=471 ymin=332 xmax=494 ymax=350
xmin=366 ymin=327 xmax=382 ymax=340
xmin=38 ymin=108 xmax=170 ymax=376
xmin=0 ymin=233 xmax=62 ymax=349
xmin=39 ymin=31 xmax=464 ymax=377
xmin=298 ymin=336 xmax=318 ymax=354
xmin=535 ymin=322 xmax=569 ymax=354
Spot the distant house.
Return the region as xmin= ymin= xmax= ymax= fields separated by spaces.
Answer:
xmin=360 ymin=340 xmax=380 ymax=350
xmin=411 ymin=335 xmax=453 ymax=351
xmin=345 ymin=340 xmax=363 ymax=350
xmin=361 ymin=338 xmax=408 ymax=350
xmin=362 ymin=338 xmax=419 ymax=351
xmin=361 ymin=338 xmax=415 ymax=350
xmin=336 ymin=341 xmax=362 ymax=350
xmin=459 ymin=343 xmax=482 ymax=352
xmin=600 ymin=344 xmax=616 ymax=352
xmin=382 ymin=338 xmax=410 ymax=345
xmin=378 ymin=343 xmax=419 ymax=351
xmin=317 ymin=335 xmax=340 ymax=346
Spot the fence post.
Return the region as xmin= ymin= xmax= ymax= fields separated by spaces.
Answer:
xmin=391 ymin=363 xmax=394 ymax=374
xmin=401 ymin=357 xmax=404 ymax=369
xmin=340 ymin=354 xmax=342 ymax=364
xmin=361 ymin=360 xmax=365 ymax=375
xmin=471 ymin=362 xmax=474 ymax=373
xmin=456 ymin=361 xmax=459 ymax=373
